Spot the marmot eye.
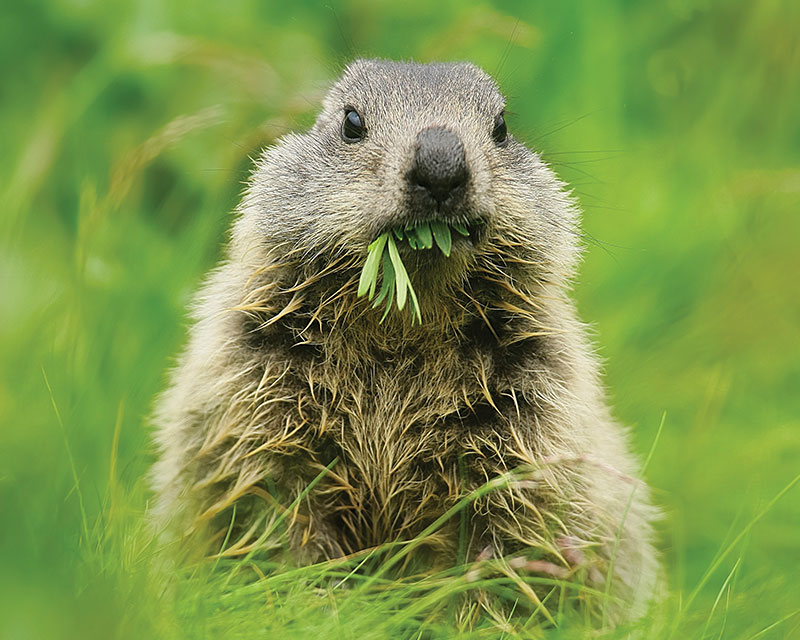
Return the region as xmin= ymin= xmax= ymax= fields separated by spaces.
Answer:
xmin=492 ymin=112 xmax=508 ymax=145
xmin=341 ymin=108 xmax=366 ymax=143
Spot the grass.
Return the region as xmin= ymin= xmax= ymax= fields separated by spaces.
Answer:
xmin=2 ymin=0 xmax=799 ymax=638
xmin=358 ymin=220 xmax=472 ymax=323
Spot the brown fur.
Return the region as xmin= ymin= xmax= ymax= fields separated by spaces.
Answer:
xmin=151 ymin=59 xmax=660 ymax=625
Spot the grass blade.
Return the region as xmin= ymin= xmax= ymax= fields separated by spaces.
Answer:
xmin=372 ymin=250 xmax=395 ymax=308
xmin=430 ymin=221 xmax=452 ymax=256
xmin=358 ymin=234 xmax=388 ymax=299
xmin=43 ymin=368 xmax=89 ymax=545
xmin=407 ymin=229 xmax=422 ymax=249
xmin=361 ymin=220 xmax=462 ymax=322
xmin=452 ymin=221 xmax=470 ymax=236
xmin=407 ymin=282 xmax=421 ymax=324
xmin=387 ymin=234 xmax=409 ymax=310
xmin=414 ymin=221 xmax=433 ymax=248
xmin=379 ymin=275 xmax=395 ymax=323
xmin=380 ymin=278 xmax=394 ymax=324
xmin=669 ymin=471 xmax=800 ymax=638
xmin=748 ymin=608 xmax=800 ymax=639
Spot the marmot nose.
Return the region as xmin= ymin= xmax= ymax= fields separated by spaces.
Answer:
xmin=408 ymin=127 xmax=469 ymax=205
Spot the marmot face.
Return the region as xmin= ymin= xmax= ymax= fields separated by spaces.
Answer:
xmin=242 ymin=59 xmax=580 ymax=302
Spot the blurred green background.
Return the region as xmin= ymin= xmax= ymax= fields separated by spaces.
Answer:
xmin=1 ymin=0 xmax=798 ymax=638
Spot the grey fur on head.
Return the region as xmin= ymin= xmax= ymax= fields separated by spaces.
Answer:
xmin=151 ymin=58 xmax=661 ymax=627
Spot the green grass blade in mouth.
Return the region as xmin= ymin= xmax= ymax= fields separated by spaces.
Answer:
xmin=372 ymin=250 xmax=394 ymax=309
xmin=406 ymin=229 xmax=422 ymax=250
xmin=414 ymin=222 xmax=433 ymax=248
xmin=379 ymin=265 xmax=396 ymax=323
xmin=405 ymin=276 xmax=421 ymax=325
xmin=358 ymin=234 xmax=388 ymax=298
xmin=430 ymin=221 xmax=452 ymax=256
xmin=387 ymin=234 xmax=409 ymax=311
xmin=359 ymin=219 xmax=465 ymax=323
xmin=451 ymin=221 xmax=470 ymax=237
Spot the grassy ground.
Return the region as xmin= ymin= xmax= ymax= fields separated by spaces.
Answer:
xmin=1 ymin=0 xmax=799 ymax=637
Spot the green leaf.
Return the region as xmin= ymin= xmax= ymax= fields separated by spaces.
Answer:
xmin=358 ymin=234 xmax=388 ymax=298
xmin=414 ymin=222 xmax=433 ymax=248
xmin=372 ymin=250 xmax=395 ymax=308
xmin=387 ymin=234 xmax=410 ymax=311
xmin=407 ymin=282 xmax=422 ymax=324
xmin=379 ymin=277 xmax=395 ymax=323
xmin=367 ymin=234 xmax=387 ymax=253
xmin=363 ymin=221 xmax=457 ymax=323
xmin=430 ymin=221 xmax=452 ymax=256
xmin=451 ymin=221 xmax=470 ymax=236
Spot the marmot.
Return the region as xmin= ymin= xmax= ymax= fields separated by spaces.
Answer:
xmin=151 ymin=59 xmax=660 ymax=625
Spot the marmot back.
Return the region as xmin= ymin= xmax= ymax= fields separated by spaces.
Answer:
xmin=151 ymin=59 xmax=660 ymax=626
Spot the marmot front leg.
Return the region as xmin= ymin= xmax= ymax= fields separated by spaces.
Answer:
xmin=463 ymin=455 xmax=658 ymax=625
xmin=455 ymin=424 xmax=652 ymax=623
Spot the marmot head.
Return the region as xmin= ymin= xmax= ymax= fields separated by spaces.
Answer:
xmin=237 ymin=59 xmax=580 ymax=324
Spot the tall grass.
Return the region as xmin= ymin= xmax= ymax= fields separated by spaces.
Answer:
xmin=1 ymin=0 xmax=799 ymax=637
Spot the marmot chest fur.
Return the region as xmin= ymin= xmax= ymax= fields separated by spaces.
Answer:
xmin=151 ymin=59 xmax=660 ymax=623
